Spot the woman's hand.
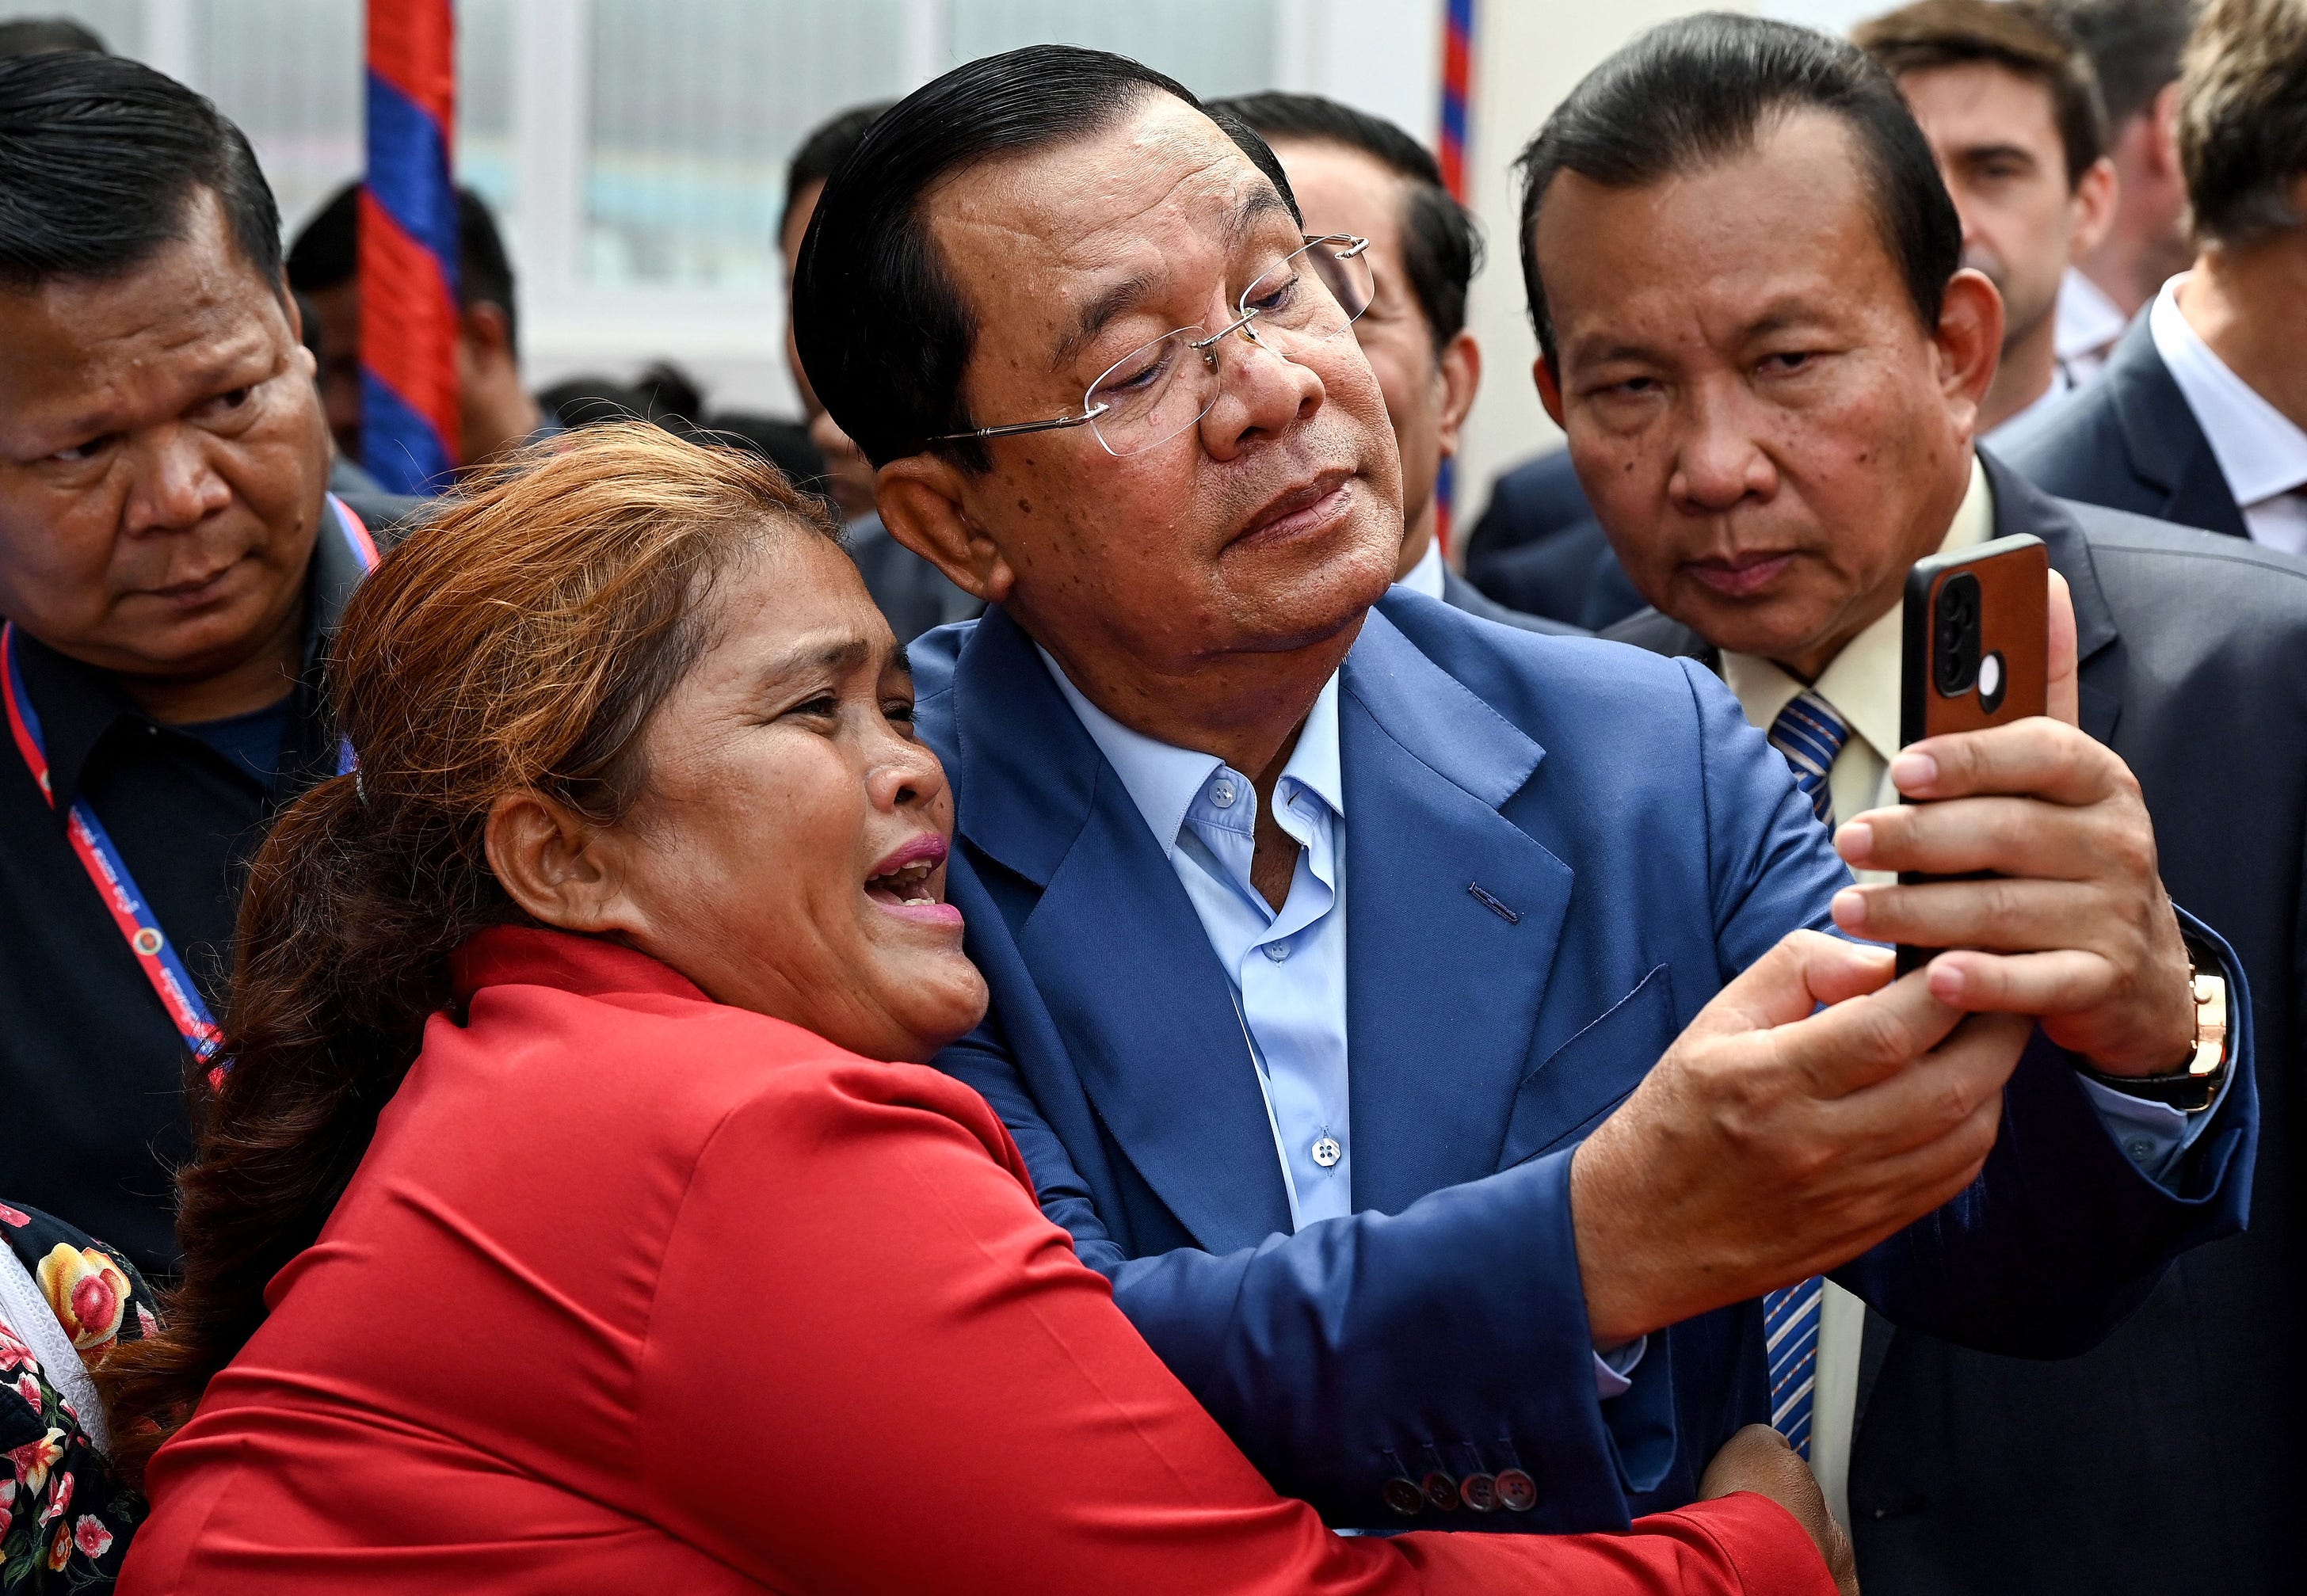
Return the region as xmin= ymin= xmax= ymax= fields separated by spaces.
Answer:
xmin=1699 ymin=1425 xmax=1858 ymax=1595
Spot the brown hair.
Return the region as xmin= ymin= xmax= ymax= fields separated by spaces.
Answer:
xmin=2178 ymin=0 xmax=2307 ymax=246
xmin=1855 ymin=0 xmax=2111 ymax=187
xmin=97 ymin=423 xmax=840 ymax=1481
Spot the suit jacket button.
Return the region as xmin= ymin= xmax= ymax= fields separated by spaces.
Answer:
xmin=1459 ymin=1472 xmax=1499 ymax=1512
xmin=1421 ymin=1471 xmax=1461 ymax=1512
xmin=1495 ymin=1468 xmax=1538 ymax=1512
xmin=1382 ymin=1477 xmax=1426 ymax=1517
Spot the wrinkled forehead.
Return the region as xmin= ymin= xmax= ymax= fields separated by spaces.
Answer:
xmin=925 ymin=93 xmax=1295 ymax=352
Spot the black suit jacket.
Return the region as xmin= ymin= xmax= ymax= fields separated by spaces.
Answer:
xmin=1439 ymin=564 xmax=1584 ymax=635
xmin=1462 ymin=450 xmax=1646 ymax=628
xmin=1605 ymin=453 xmax=2307 ymax=1596
xmin=2008 ymin=313 xmax=2250 ymax=539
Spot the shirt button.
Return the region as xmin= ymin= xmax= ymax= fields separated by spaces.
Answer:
xmin=1310 ymin=1136 xmax=1342 ymax=1168
xmin=2126 ymin=1137 xmax=2156 ymax=1164
xmin=1209 ymin=777 xmax=1237 ymax=809
xmin=1264 ymin=940 xmax=1290 ymax=962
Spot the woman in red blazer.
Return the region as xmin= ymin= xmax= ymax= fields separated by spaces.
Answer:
xmin=105 ymin=426 xmax=1849 ymax=1594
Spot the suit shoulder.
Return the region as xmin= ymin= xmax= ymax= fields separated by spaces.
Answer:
xmin=2001 ymin=385 xmax=2130 ymax=492
xmin=1600 ymin=606 xmax=1711 ymax=659
xmin=1380 ymin=588 xmax=1721 ymax=731
xmin=2077 ymin=512 xmax=2307 ymax=618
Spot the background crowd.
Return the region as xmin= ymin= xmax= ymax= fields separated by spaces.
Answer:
xmin=0 ymin=1 xmax=2302 ymax=1593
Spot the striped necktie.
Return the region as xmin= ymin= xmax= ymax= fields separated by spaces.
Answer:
xmin=1767 ymin=690 xmax=1851 ymax=828
xmin=1761 ymin=690 xmax=1851 ymax=1458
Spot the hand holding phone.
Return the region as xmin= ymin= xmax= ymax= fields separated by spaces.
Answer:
xmin=1893 ymin=533 xmax=2049 ymax=974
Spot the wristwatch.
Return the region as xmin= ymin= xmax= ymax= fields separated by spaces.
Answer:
xmin=2075 ymin=943 xmax=2230 ymax=1113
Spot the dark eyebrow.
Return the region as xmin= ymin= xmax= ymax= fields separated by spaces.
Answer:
xmin=1049 ymin=184 xmax=1298 ymax=370
xmin=761 ymin=635 xmax=874 ymax=685
xmin=1954 ymin=142 xmax=2037 ymax=170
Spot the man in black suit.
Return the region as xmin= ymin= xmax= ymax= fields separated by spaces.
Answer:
xmin=1517 ymin=15 xmax=2304 ymax=1594
xmin=1459 ymin=449 xmax=1652 ymax=630
xmin=1213 ymin=92 xmax=1576 ymax=635
xmin=2011 ymin=0 xmax=2307 ymax=550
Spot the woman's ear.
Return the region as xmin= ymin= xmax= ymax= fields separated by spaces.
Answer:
xmin=484 ymin=790 xmax=642 ymax=935
xmin=874 ymin=455 xmax=1016 ymax=606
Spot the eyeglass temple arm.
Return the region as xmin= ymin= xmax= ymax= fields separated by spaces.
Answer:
xmin=929 ymin=402 xmax=1112 ymax=445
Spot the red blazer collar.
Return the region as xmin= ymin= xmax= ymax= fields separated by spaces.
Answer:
xmin=450 ymin=924 xmax=707 ymax=1006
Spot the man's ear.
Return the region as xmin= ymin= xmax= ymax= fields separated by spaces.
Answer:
xmin=1934 ymin=268 xmax=2004 ymax=430
xmin=874 ymin=455 xmax=1017 ymax=606
xmin=2069 ymin=156 xmax=2120 ymax=261
xmin=485 ymin=790 xmax=644 ymax=938
xmin=1533 ymin=355 xmax=1568 ymax=429
xmin=1435 ymin=329 xmax=1482 ymax=462
xmin=460 ymin=302 xmax=516 ymax=370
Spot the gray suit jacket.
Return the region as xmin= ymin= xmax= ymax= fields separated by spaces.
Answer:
xmin=1605 ymin=452 xmax=2307 ymax=1596
xmin=2007 ymin=313 xmax=2251 ymax=540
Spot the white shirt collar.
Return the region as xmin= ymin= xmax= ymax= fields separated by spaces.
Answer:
xmin=2055 ymin=266 xmax=2127 ymax=364
xmin=1720 ymin=455 xmax=1996 ymax=765
xmin=1397 ymin=537 xmax=1448 ymax=602
xmin=1036 ymin=645 xmax=1346 ymax=860
xmin=1986 ymin=363 xmax=2073 ymax=445
xmin=2150 ymin=273 xmax=2307 ymax=510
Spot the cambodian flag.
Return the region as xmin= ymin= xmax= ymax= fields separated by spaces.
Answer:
xmin=361 ymin=0 xmax=459 ymax=496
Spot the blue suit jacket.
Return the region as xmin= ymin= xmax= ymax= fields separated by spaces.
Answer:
xmin=909 ymin=591 xmax=2256 ymax=1533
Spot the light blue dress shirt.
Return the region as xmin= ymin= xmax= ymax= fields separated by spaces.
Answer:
xmin=1039 ymin=648 xmax=1645 ymax=1397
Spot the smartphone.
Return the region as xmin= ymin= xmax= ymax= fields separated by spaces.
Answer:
xmin=1894 ymin=532 xmax=2050 ymax=975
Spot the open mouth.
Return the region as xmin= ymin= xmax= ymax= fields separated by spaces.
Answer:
xmin=864 ymin=859 xmax=940 ymax=907
xmin=863 ymin=834 xmax=962 ymax=925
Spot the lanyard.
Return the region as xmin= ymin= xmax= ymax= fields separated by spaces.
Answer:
xmin=1 ymin=494 xmax=379 ymax=1065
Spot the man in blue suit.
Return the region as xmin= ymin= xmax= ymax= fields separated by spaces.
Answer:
xmin=789 ymin=43 xmax=2254 ymax=1537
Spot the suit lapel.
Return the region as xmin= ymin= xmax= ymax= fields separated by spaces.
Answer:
xmin=952 ymin=610 xmax=1292 ymax=1253
xmin=1339 ymin=612 xmax=1574 ymax=1213
xmin=2103 ymin=316 xmax=2251 ymax=539
xmin=1981 ymin=453 xmax=2123 ymax=744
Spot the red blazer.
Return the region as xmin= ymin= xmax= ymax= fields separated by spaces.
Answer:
xmin=123 ymin=926 xmax=1832 ymax=1594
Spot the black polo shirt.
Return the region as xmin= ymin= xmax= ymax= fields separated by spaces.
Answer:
xmin=0 ymin=509 xmax=376 ymax=1277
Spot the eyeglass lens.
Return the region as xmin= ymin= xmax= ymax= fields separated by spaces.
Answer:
xmin=1085 ymin=238 xmax=1375 ymax=458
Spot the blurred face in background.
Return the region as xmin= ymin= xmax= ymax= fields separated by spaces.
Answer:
xmin=780 ymin=179 xmax=880 ymax=521
xmin=1895 ymin=61 xmax=2113 ymax=367
xmin=1267 ymin=135 xmax=1479 ymax=581
xmin=0 ymin=189 xmax=329 ymax=691
xmin=875 ymin=93 xmax=1404 ymax=699
xmin=1534 ymin=111 xmax=1999 ymax=680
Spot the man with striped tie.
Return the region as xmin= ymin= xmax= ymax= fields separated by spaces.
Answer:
xmin=1528 ymin=15 xmax=2307 ymax=1596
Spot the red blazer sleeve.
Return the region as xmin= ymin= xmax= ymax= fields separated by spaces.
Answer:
xmin=635 ymin=1056 xmax=1835 ymax=1596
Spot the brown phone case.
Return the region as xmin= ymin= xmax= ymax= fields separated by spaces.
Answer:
xmin=1895 ymin=533 xmax=2049 ymax=974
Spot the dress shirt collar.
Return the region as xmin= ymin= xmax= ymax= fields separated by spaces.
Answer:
xmin=1721 ymin=455 xmax=1994 ymax=764
xmin=2055 ymin=265 xmax=2127 ymax=364
xmin=1396 ymin=536 xmax=1448 ymax=602
xmin=1986 ymin=363 xmax=2072 ymax=444
xmin=2150 ymin=273 xmax=2307 ymax=510
xmin=1035 ymin=643 xmax=1345 ymax=859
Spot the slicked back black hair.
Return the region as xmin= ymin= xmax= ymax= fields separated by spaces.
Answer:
xmin=792 ymin=44 xmax=1299 ymax=473
xmin=1214 ymin=90 xmax=1480 ymax=354
xmin=0 ymin=50 xmax=281 ymax=294
xmin=781 ymin=101 xmax=895 ymax=244
xmin=288 ymin=182 xmax=522 ymax=352
xmin=1517 ymin=13 xmax=1960 ymax=368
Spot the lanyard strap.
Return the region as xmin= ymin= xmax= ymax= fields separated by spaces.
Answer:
xmin=1 ymin=494 xmax=379 ymax=1065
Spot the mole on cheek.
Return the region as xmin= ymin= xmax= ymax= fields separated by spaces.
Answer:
xmin=1016 ymin=497 xmax=1031 ymax=514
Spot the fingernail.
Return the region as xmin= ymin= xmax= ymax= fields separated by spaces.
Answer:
xmin=1928 ymin=961 xmax=1965 ymax=1002
xmin=1832 ymin=889 xmax=1867 ymax=929
xmin=1891 ymin=751 xmax=1938 ymax=792
xmin=1836 ymin=821 xmax=1874 ymax=863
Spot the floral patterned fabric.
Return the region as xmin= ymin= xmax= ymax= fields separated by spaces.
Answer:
xmin=1 ymin=1202 xmax=156 ymax=1594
